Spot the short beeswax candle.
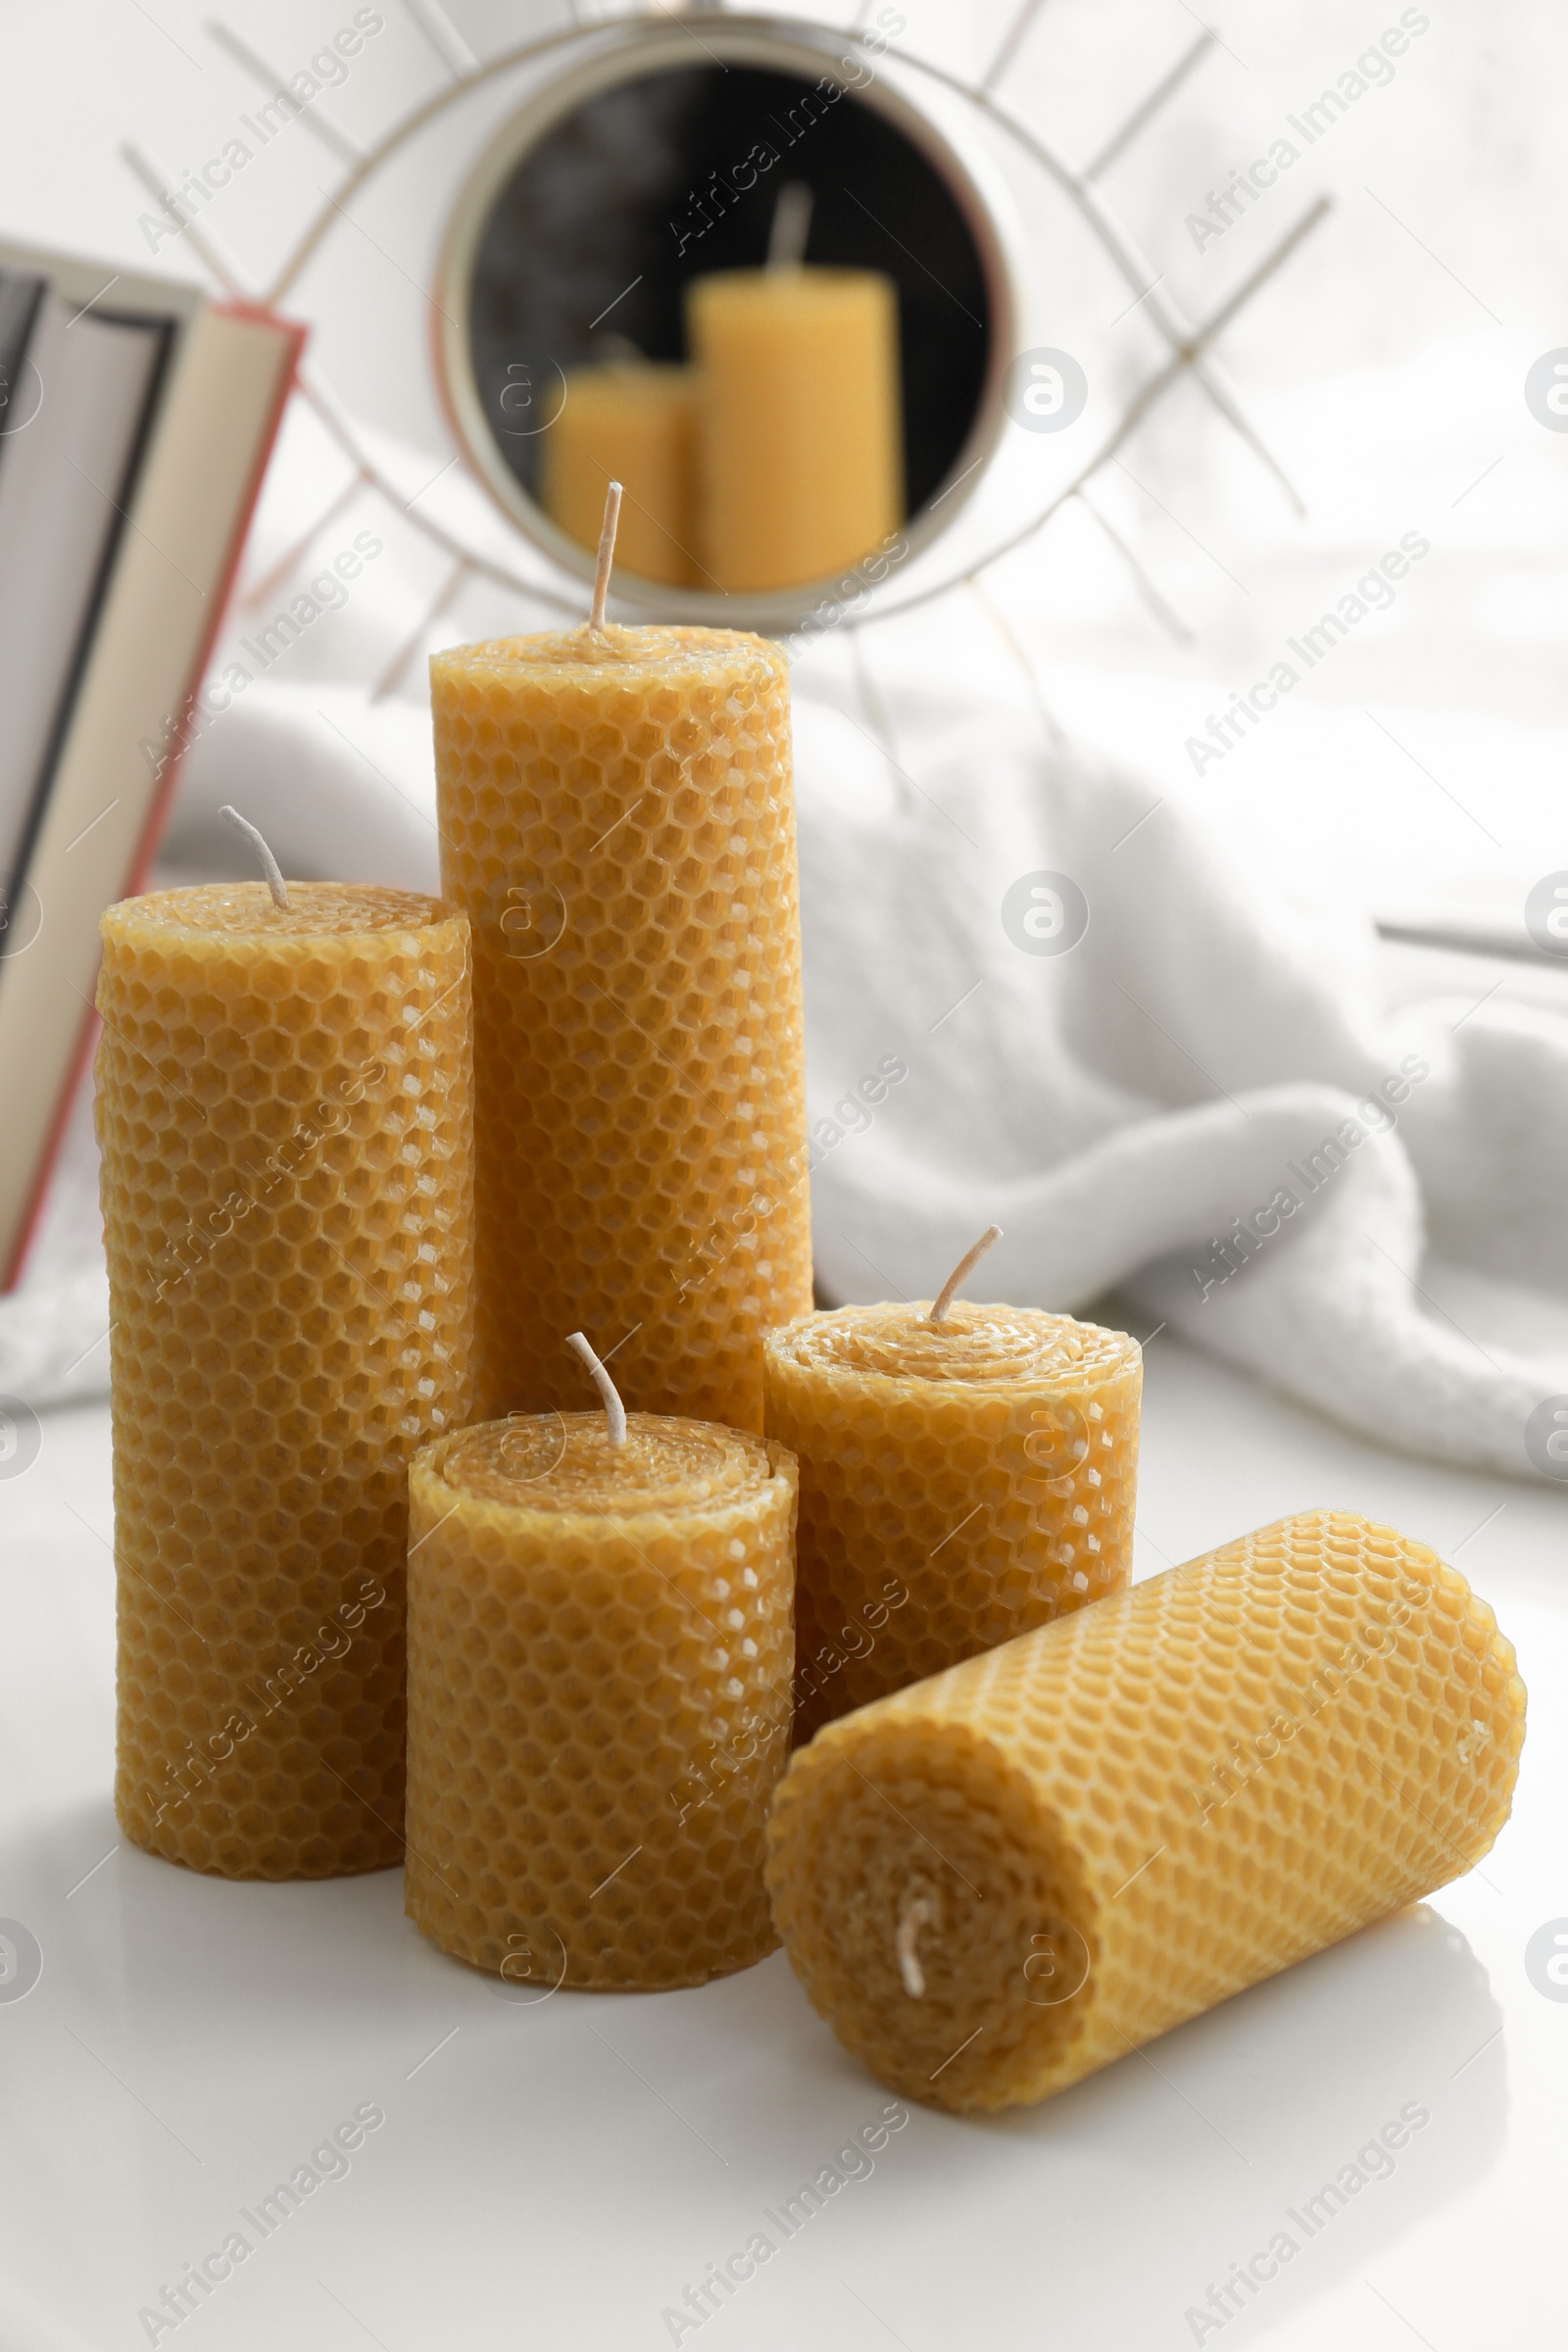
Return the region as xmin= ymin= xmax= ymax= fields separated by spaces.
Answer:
xmin=687 ymin=266 xmax=903 ymax=590
xmin=97 ymin=877 xmax=475 ymax=1879
xmin=432 ymin=616 xmax=810 ymax=1431
xmin=540 ymin=363 xmax=698 ymax=586
xmin=766 ymin=1512 xmax=1527 ymax=2114
xmin=404 ymin=1402 xmax=798 ymax=1989
xmin=765 ymin=1252 xmax=1141 ymax=1738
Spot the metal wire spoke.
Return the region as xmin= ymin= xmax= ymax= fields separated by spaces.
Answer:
xmin=1074 ymin=486 xmax=1193 ymax=641
xmin=1083 ymin=31 xmax=1213 ymax=181
xmin=207 ymin=24 xmax=364 ymax=164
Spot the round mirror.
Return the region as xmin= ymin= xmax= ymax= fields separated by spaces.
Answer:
xmin=435 ymin=17 xmax=1013 ymax=627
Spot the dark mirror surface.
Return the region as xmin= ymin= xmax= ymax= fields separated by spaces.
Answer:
xmin=466 ymin=63 xmax=993 ymax=546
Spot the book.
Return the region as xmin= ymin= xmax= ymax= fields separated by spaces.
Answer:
xmin=0 ymin=270 xmax=44 ymax=425
xmin=0 ymin=288 xmax=172 ymax=891
xmin=0 ymin=241 xmax=302 ymax=1292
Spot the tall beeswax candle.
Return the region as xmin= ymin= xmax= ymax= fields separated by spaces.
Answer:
xmin=97 ymin=880 xmax=475 ymax=1879
xmin=687 ymin=267 xmax=903 ymax=590
xmin=765 ymin=1286 xmax=1141 ymax=1739
xmin=432 ymin=623 xmax=810 ymax=1430
xmin=539 ymin=362 xmax=698 ymax=587
xmin=766 ymin=1512 xmax=1527 ymax=2114
xmin=404 ymin=1407 xmax=798 ymax=1989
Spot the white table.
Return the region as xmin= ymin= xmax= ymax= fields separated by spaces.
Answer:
xmin=1 ymin=1337 xmax=1561 ymax=2352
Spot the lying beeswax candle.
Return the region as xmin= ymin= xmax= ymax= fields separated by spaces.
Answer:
xmin=404 ymin=1400 xmax=798 ymax=1988
xmin=766 ymin=1511 xmax=1527 ymax=2114
xmin=97 ymin=878 xmax=475 ymax=1879
xmin=765 ymin=1267 xmax=1141 ymax=1738
xmin=431 ymin=612 xmax=810 ymax=1431
xmin=687 ymin=266 xmax=903 ymax=590
xmin=540 ymin=363 xmax=698 ymax=586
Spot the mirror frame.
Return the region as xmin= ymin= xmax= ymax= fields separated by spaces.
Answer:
xmin=432 ymin=11 xmax=1018 ymax=630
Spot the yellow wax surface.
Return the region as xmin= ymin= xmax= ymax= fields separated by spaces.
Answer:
xmin=405 ymin=1412 xmax=798 ymax=1989
xmin=96 ymin=881 xmax=475 ymax=1880
xmin=540 ymin=363 xmax=698 ymax=586
xmin=766 ymin=1512 xmax=1527 ymax=2114
xmin=432 ymin=624 xmax=811 ymax=1431
xmin=687 ymin=267 xmax=903 ymax=590
xmin=764 ymin=1303 xmax=1141 ymax=1737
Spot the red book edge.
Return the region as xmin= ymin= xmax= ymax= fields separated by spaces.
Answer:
xmin=1 ymin=301 xmax=308 ymax=1297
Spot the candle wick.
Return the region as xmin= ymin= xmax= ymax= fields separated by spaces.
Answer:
xmin=589 ymin=479 xmax=622 ymax=633
xmin=767 ymin=180 xmax=813 ymax=272
xmin=897 ymin=1896 xmax=934 ymax=1998
xmin=929 ymin=1224 xmax=1003 ymax=1326
xmin=220 ymin=804 xmax=289 ymax=910
xmin=565 ymin=1330 xmax=627 ymax=1446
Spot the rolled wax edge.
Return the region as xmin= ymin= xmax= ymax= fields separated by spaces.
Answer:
xmin=410 ymin=1433 xmax=799 ymax=1539
xmin=764 ymin=1710 xmax=1102 ymax=2107
xmin=429 ymin=627 xmax=786 ymax=686
xmin=101 ymin=889 xmax=466 ymax=945
xmin=764 ymin=1314 xmax=1142 ymax=1396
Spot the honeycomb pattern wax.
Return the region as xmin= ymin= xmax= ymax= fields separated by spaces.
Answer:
xmin=766 ymin=1512 xmax=1527 ymax=2114
xmin=405 ymin=1412 xmax=797 ymax=1989
xmin=687 ymin=268 xmax=903 ymax=591
xmin=96 ymin=883 xmax=475 ymax=1880
xmin=764 ymin=1303 xmax=1141 ymax=1739
xmin=431 ymin=625 xmax=811 ymax=1432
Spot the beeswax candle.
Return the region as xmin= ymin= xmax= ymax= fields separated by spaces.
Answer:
xmin=97 ymin=879 xmax=475 ymax=1879
xmin=432 ymin=612 xmax=810 ymax=1431
xmin=765 ymin=1272 xmax=1141 ymax=1739
xmin=540 ymin=363 xmax=698 ymax=586
xmin=766 ymin=1512 xmax=1527 ymax=2114
xmin=687 ymin=266 xmax=903 ymax=590
xmin=404 ymin=1397 xmax=798 ymax=1989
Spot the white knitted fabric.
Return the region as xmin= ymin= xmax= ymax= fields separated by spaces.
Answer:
xmin=787 ymin=665 xmax=1568 ymax=1482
